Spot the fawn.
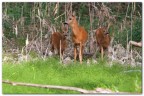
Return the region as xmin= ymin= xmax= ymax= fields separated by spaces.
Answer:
xmin=50 ymin=23 xmax=68 ymax=60
xmin=65 ymin=12 xmax=88 ymax=64
xmin=94 ymin=27 xmax=111 ymax=60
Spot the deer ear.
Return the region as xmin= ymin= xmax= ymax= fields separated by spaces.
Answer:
xmin=63 ymin=23 xmax=69 ymax=32
xmin=72 ymin=11 xmax=76 ymax=17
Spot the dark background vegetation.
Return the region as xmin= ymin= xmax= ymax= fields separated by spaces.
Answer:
xmin=2 ymin=2 xmax=142 ymax=54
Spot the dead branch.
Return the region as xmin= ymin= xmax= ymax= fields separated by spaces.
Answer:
xmin=54 ymin=12 xmax=65 ymax=20
xmin=2 ymin=80 xmax=89 ymax=93
xmin=129 ymin=41 xmax=142 ymax=47
xmin=2 ymin=80 xmax=136 ymax=94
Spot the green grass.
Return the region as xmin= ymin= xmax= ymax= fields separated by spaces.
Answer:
xmin=2 ymin=57 xmax=142 ymax=94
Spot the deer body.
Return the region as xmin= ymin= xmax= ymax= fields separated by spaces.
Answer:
xmin=65 ymin=12 xmax=88 ymax=64
xmin=50 ymin=23 xmax=68 ymax=58
xmin=95 ymin=27 xmax=111 ymax=59
xmin=72 ymin=26 xmax=88 ymax=44
xmin=50 ymin=32 xmax=67 ymax=55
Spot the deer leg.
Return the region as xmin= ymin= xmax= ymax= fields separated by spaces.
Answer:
xmin=101 ymin=46 xmax=104 ymax=60
xmin=79 ymin=42 xmax=82 ymax=64
xmin=51 ymin=45 xmax=54 ymax=52
xmin=59 ymin=40 xmax=62 ymax=63
xmin=74 ymin=44 xmax=77 ymax=62
xmin=81 ymin=45 xmax=84 ymax=63
xmin=61 ymin=50 xmax=64 ymax=63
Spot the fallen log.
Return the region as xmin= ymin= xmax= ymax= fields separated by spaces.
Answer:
xmin=3 ymin=80 xmax=89 ymax=93
xmin=2 ymin=80 xmax=110 ymax=93
xmin=2 ymin=80 xmax=136 ymax=94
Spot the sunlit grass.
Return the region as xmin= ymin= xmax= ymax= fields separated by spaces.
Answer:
xmin=2 ymin=57 xmax=142 ymax=94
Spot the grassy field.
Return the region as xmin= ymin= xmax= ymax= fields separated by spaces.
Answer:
xmin=2 ymin=57 xmax=142 ymax=94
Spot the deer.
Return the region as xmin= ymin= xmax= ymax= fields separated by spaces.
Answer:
xmin=94 ymin=26 xmax=111 ymax=60
xmin=50 ymin=23 xmax=68 ymax=61
xmin=65 ymin=11 xmax=88 ymax=64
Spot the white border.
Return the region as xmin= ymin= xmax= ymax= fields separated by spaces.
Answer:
xmin=0 ymin=0 xmax=144 ymax=2
xmin=0 ymin=1 xmax=2 ymax=96
xmin=0 ymin=1 xmax=143 ymax=96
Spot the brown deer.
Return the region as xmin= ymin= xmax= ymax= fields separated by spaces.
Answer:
xmin=65 ymin=12 xmax=88 ymax=64
xmin=94 ymin=27 xmax=111 ymax=60
xmin=50 ymin=23 xmax=68 ymax=60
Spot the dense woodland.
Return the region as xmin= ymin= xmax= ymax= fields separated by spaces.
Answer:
xmin=2 ymin=2 xmax=142 ymax=65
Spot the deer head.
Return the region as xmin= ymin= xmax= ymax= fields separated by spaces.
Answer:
xmin=61 ymin=23 xmax=68 ymax=37
xmin=65 ymin=11 xmax=76 ymax=26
